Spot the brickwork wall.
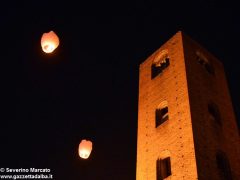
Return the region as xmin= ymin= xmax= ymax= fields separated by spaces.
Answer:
xmin=136 ymin=32 xmax=198 ymax=180
xmin=182 ymin=34 xmax=240 ymax=180
xmin=136 ymin=31 xmax=240 ymax=180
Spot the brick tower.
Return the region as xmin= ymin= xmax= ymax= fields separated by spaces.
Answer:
xmin=136 ymin=31 xmax=240 ymax=180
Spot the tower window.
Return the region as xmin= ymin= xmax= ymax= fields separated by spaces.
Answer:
xmin=208 ymin=103 xmax=222 ymax=126
xmin=196 ymin=51 xmax=215 ymax=75
xmin=156 ymin=157 xmax=171 ymax=180
xmin=216 ymin=151 xmax=232 ymax=180
xmin=151 ymin=50 xmax=170 ymax=79
xmin=156 ymin=101 xmax=169 ymax=127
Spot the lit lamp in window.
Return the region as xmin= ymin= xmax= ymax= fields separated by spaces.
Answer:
xmin=41 ymin=31 xmax=60 ymax=53
xmin=78 ymin=140 xmax=93 ymax=159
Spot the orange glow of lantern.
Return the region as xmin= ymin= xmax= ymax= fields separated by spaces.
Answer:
xmin=78 ymin=140 xmax=93 ymax=159
xmin=41 ymin=31 xmax=59 ymax=53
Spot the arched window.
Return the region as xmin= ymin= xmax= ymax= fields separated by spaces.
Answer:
xmin=156 ymin=101 xmax=169 ymax=127
xmin=196 ymin=51 xmax=215 ymax=75
xmin=156 ymin=150 xmax=172 ymax=180
xmin=208 ymin=102 xmax=222 ymax=126
xmin=151 ymin=50 xmax=170 ymax=79
xmin=156 ymin=157 xmax=171 ymax=180
xmin=216 ymin=151 xmax=232 ymax=180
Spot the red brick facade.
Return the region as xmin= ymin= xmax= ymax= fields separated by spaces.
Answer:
xmin=136 ymin=31 xmax=240 ymax=180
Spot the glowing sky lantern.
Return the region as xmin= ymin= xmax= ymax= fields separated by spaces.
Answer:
xmin=78 ymin=140 xmax=93 ymax=159
xmin=41 ymin=31 xmax=59 ymax=53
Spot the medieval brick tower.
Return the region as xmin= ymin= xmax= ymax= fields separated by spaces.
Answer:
xmin=136 ymin=31 xmax=240 ymax=180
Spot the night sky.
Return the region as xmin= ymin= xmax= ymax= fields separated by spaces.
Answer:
xmin=1 ymin=1 xmax=240 ymax=179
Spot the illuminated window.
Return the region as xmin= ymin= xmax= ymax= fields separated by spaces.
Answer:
xmin=216 ymin=151 xmax=232 ymax=180
xmin=208 ymin=103 xmax=222 ymax=126
xmin=196 ymin=51 xmax=215 ymax=75
xmin=156 ymin=157 xmax=171 ymax=180
xmin=156 ymin=101 xmax=169 ymax=127
xmin=151 ymin=50 xmax=170 ymax=79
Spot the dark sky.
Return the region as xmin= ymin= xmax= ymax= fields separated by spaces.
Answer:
xmin=1 ymin=0 xmax=240 ymax=179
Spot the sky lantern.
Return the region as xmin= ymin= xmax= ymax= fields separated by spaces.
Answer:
xmin=78 ymin=140 xmax=93 ymax=159
xmin=41 ymin=31 xmax=59 ymax=53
